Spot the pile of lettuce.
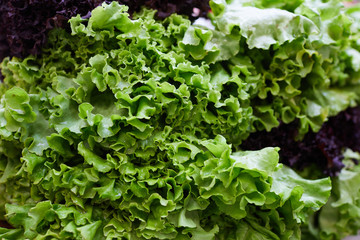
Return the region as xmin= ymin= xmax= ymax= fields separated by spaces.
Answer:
xmin=0 ymin=0 xmax=360 ymax=239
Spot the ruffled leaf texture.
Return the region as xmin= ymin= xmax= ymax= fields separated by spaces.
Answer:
xmin=0 ymin=2 xmax=335 ymax=239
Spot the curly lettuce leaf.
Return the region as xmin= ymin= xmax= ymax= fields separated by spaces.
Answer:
xmin=210 ymin=0 xmax=318 ymax=49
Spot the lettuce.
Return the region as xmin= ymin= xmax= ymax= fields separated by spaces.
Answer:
xmin=1 ymin=0 xmax=359 ymax=239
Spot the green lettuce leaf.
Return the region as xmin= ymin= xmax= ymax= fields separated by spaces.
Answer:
xmin=210 ymin=0 xmax=318 ymax=49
